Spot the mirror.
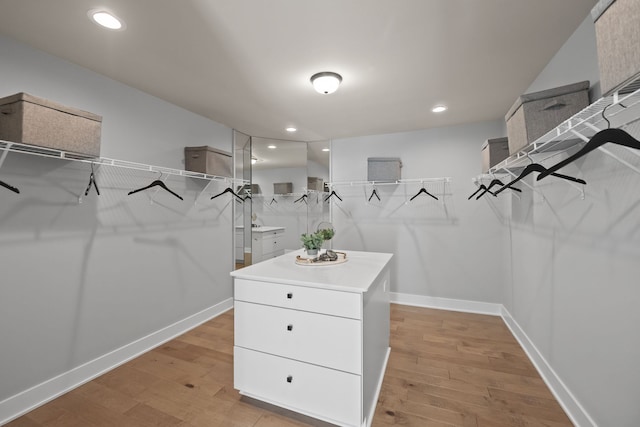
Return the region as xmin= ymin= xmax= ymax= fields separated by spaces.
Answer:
xmin=248 ymin=137 xmax=330 ymax=264
xmin=233 ymin=130 xmax=251 ymax=269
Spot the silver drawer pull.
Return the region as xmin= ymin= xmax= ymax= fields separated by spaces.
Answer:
xmin=287 ymin=324 xmax=293 ymax=331
xmin=286 ymin=375 xmax=293 ymax=383
xmin=287 ymin=292 xmax=293 ymax=299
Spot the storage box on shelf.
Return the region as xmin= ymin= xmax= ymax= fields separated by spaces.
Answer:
xmin=367 ymin=157 xmax=402 ymax=182
xmin=505 ymin=81 xmax=590 ymax=155
xmin=307 ymin=177 xmax=324 ymax=192
xmin=274 ymin=182 xmax=293 ymax=194
xmin=592 ymin=0 xmax=640 ymax=96
xmin=184 ymin=146 xmax=232 ymax=177
xmin=481 ymin=137 xmax=509 ymax=173
xmin=0 ymin=92 xmax=102 ymax=157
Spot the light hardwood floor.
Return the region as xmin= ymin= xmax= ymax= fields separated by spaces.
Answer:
xmin=5 ymin=305 xmax=573 ymax=427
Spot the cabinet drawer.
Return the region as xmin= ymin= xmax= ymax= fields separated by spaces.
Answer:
xmin=261 ymin=235 xmax=282 ymax=255
xmin=235 ymin=301 xmax=362 ymax=374
xmin=234 ymin=347 xmax=361 ymax=427
xmin=234 ymin=278 xmax=362 ymax=319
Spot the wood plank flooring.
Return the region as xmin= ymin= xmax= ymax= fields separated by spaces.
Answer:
xmin=5 ymin=304 xmax=573 ymax=427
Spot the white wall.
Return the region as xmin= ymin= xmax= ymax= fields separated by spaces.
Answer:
xmin=330 ymin=120 xmax=508 ymax=304
xmin=505 ymin=14 xmax=640 ymax=427
xmin=0 ymin=34 xmax=234 ymax=423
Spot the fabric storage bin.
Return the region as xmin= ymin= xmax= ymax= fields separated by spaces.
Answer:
xmin=481 ymin=137 xmax=509 ymax=173
xmin=0 ymin=92 xmax=102 ymax=157
xmin=368 ymin=157 xmax=402 ymax=182
xmin=307 ymin=177 xmax=324 ymax=191
xmin=274 ymin=182 xmax=293 ymax=194
xmin=592 ymin=0 xmax=640 ymax=95
xmin=505 ymin=81 xmax=590 ymax=154
xmin=185 ymin=146 xmax=232 ymax=177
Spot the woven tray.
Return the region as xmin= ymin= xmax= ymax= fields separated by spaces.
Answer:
xmin=295 ymin=251 xmax=348 ymax=266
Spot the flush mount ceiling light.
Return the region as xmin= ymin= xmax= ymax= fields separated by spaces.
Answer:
xmin=88 ymin=9 xmax=125 ymax=30
xmin=432 ymin=105 xmax=448 ymax=113
xmin=268 ymin=144 xmax=277 ymax=149
xmin=285 ymin=127 xmax=297 ymax=132
xmin=322 ymin=148 xmax=330 ymax=152
xmin=310 ymin=72 xmax=342 ymax=94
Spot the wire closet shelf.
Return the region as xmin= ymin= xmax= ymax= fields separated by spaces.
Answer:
xmin=479 ymin=77 xmax=640 ymax=180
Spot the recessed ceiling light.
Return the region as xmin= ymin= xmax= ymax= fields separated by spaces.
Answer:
xmin=268 ymin=145 xmax=277 ymax=149
xmin=432 ymin=105 xmax=447 ymax=113
xmin=322 ymin=148 xmax=330 ymax=152
xmin=88 ymin=9 xmax=125 ymax=30
xmin=285 ymin=127 xmax=297 ymax=132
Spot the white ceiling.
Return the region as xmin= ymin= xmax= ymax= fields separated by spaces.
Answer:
xmin=0 ymin=0 xmax=597 ymax=143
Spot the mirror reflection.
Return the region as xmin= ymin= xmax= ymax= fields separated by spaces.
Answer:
xmin=248 ymin=137 xmax=330 ymax=264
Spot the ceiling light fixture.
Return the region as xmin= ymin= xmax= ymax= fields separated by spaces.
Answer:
xmin=285 ymin=127 xmax=297 ymax=132
xmin=268 ymin=144 xmax=277 ymax=149
xmin=432 ymin=105 xmax=447 ymax=113
xmin=89 ymin=10 xmax=125 ymax=30
xmin=310 ymin=72 xmax=342 ymax=94
xmin=322 ymin=148 xmax=330 ymax=152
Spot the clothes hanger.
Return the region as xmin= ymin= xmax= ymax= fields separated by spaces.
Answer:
xmin=324 ymin=190 xmax=342 ymax=202
xmin=368 ymin=187 xmax=380 ymax=202
xmin=294 ymin=193 xmax=308 ymax=204
xmin=211 ymin=186 xmax=243 ymax=202
xmin=410 ymin=185 xmax=438 ymax=201
xmin=537 ymin=104 xmax=640 ymax=181
xmin=270 ymin=197 xmax=278 ymax=205
xmin=84 ymin=163 xmax=100 ymax=196
xmin=475 ymin=178 xmax=521 ymax=199
xmin=128 ymin=172 xmax=183 ymax=200
xmin=468 ymin=184 xmax=491 ymax=200
xmin=0 ymin=179 xmax=19 ymax=194
xmin=494 ymin=162 xmax=586 ymax=196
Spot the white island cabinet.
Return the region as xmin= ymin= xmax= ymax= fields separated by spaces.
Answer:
xmin=230 ymin=250 xmax=392 ymax=427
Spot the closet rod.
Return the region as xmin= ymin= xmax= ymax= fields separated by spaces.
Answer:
xmin=0 ymin=139 xmax=247 ymax=184
xmin=327 ymin=178 xmax=451 ymax=187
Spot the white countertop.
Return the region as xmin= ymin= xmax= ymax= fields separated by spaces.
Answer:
xmin=230 ymin=249 xmax=393 ymax=293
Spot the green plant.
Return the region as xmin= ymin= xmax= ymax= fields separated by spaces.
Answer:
xmin=317 ymin=228 xmax=335 ymax=241
xmin=300 ymin=232 xmax=324 ymax=251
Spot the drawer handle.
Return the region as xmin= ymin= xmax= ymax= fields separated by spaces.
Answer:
xmin=286 ymin=375 xmax=293 ymax=383
xmin=287 ymin=292 xmax=293 ymax=299
xmin=287 ymin=324 xmax=293 ymax=331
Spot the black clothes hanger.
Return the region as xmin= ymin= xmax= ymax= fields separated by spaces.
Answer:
xmin=368 ymin=188 xmax=381 ymax=202
xmin=476 ymin=178 xmax=521 ymax=199
xmin=84 ymin=164 xmax=100 ymax=196
xmin=410 ymin=186 xmax=438 ymax=201
xmin=468 ymin=185 xmax=493 ymax=200
xmin=294 ymin=193 xmax=308 ymax=204
xmin=537 ymin=127 xmax=640 ymax=181
xmin=324 ymin=190 xmax=342 ymax=202
xmin=270 ymin=197 xmax=278 ymax=205
xmin=0 ymin=179 xmax=19 ymax=194
xmin=211 ymin=187 xmax=243 ymax=202
xmin=128 ymin=174 xmax=183 ymax=200
xmin=494 ymin=163 xmax=586 ymax=195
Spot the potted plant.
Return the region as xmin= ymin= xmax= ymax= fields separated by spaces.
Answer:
xmin=300 ymin=231 xmax=324 ymax=256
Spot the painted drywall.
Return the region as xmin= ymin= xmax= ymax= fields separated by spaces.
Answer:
xmin=506 ymin=13 xmax=640 ymax=427
xmin=526 ymin=15 xmax=602 ymax=100
xmin=330 ymin=120 xmax=508 ymax=304
xmin=0 ymin=33 xmax=234 ymax=420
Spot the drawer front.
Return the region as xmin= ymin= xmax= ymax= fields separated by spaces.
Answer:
xmin=234 ymin=278 xmax=362 ymax=319
xmin=235 ymin=301 xmax=362 ymax=374
xmin=234 ymin=347 xmax=361 ymax=427
xmin=261 ymin=235 xmax=282 ymax=255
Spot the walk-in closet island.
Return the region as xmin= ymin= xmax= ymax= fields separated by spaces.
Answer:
xmin=230 ymin=250 xmax=393 ymax=427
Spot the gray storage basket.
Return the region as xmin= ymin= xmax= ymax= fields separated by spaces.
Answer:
xmin=367 ymin=158 xmax=402 ymax=182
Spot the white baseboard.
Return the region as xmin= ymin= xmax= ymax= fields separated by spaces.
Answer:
xmin=390 ymin=292 xmax=595 ymax=427
xmin=500 ymin=306 xmax=596 ymax=427
xmin=0 ymin=298 xmax=233 ymax=426
xmin=389 ymin=292 xmax=503 ymax=316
